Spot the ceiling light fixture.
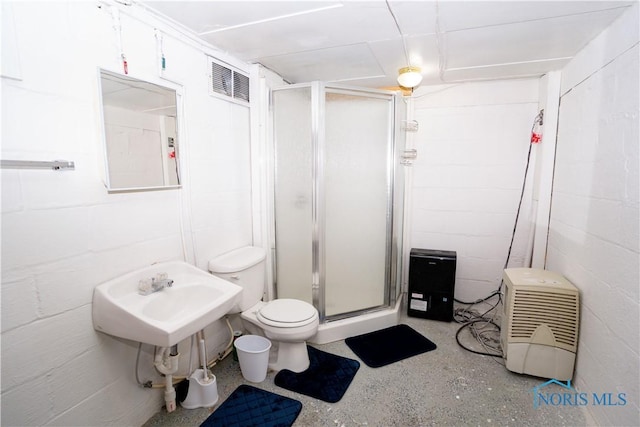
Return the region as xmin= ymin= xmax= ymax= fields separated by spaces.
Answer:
xmin=397 ymin=66 xmax=423 ymax=89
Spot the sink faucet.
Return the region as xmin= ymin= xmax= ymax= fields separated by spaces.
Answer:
xmin=139 ymin=273 xmax=174 ymax=295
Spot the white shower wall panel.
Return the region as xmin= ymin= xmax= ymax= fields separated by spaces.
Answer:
xmin=272 ymin=87 xmax=314 ymax=303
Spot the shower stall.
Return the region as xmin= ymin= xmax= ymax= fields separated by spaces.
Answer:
xmin=269 ymin=82 xmax=406 ymax=343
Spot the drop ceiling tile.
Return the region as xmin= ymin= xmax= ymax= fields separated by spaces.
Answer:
xmin=144 ymin=1 xmax=340 ymax=34
xmin=443 ymin=58 xmax=571 ymax=82
xmin=367 ymin=38 xmax=413 ymax=76
xmin=404 ymin=34 xmax=442 ymax=75
xmin=258 ymin=43 xmax=385 ymax=84
xmin=384 ymin=1 xmax=438 ymax=35
xmin=438 ymin=1 xmax=631 ymax=32
xmin=200 ymin=2 xmax=399 ymax=61
xmin=444 ymin=8 xmax=627 ymax=69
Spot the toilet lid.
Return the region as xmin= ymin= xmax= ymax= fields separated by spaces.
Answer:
xmin=257 ymin=299 xmax=317 ymax=326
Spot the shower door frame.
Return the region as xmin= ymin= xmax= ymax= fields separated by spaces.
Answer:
xmin=270 ymin=81 xmax=401 ymax=323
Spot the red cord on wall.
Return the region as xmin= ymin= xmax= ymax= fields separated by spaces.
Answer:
xmin=531 ymin=109 xmax=544 ymax=144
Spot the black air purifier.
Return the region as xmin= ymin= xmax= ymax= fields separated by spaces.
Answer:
xmin=408 ymin=248 xmax=456 ymax=321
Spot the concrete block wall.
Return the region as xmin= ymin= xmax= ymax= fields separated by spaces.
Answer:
xmin=1 ymin=2 xmax=252 ymax=426
xmin=409 ymin=80 xmax=539 ymax=302
xmin=547 ymin=4 xmax=639 ymax=425
xmin=2 ymin=2 xmax=638 ymax=427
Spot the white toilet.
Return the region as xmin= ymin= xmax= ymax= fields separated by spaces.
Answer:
xmin=209 ymin=246 xmax=319 ymax=373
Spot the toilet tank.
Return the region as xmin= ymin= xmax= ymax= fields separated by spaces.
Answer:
xmin=208 ymin=246 xmax=266 ymax=312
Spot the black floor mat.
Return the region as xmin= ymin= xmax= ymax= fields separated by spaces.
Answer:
xmin=345 ymin=324 xmax=437 ymax=368
xmin=274 ymin=346 xmax=360 ymax=403
xmin=200 ymin=385 xmax=301 ymax=427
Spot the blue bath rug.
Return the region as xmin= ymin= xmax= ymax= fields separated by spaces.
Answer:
xmin=274 ymin=346 xmax=360 ymax=403
xmin=200 ymin=385 xmax=301 ymax=427
xmin=345 ymin=324 xmax=437 ymax=368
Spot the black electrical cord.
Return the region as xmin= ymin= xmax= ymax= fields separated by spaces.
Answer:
xmin=454 ymin=290 xmax=500 ymax=305
xmin=454 ymin=110 xmax=543 ymax=357
xmin=454 ymin=296 xmax=503 ymax=357
xmin=502 ymin=109 xmax=543 ymax=273
xmin=455 ymin=319 xmax=502 ymax=357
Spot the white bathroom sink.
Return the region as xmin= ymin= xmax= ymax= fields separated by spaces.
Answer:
xmin=92 ymin=261 xmax=242 ymax=347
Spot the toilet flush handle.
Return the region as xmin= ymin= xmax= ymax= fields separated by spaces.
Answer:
xmin=230 ymin=275 xmax=240 ymax=280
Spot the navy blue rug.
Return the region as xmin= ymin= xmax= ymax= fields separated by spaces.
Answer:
xmin=345 ymin=324 xmax=437 ymax=368
xmin=200 ymin=385 xmax=301 ymax=427
xmin=274 ymin=346 xmax=360 ymax=403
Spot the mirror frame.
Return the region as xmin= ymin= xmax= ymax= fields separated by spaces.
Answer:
xmin=97 ymin=68 xmax=183 ymax=193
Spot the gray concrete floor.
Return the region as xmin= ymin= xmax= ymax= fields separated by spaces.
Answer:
xmin=143 ymin=309 xmax=591 ymax=426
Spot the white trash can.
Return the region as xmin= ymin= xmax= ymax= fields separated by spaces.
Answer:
xmin=234 ymin=335 xmax=272 ymax=383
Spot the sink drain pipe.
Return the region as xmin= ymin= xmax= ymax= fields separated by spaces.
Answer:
xmin=135 ymin=317 xmax=236 ymax=397
xmin=154 ymin=345 xmax=179 ymax=412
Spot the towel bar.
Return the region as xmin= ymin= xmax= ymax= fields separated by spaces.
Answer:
xmin=1 ymin=160 xmax=75 ymax=170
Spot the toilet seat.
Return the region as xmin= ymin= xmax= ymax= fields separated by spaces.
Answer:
xmin=257 ymin=299 xmax=318 ymax=328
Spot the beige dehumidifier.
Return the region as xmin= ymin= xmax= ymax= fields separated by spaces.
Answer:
xmin=501 ymin=268 xmax=580 ymax=380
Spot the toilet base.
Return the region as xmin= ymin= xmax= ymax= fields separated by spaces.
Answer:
xmin=268 ymin=341 xmax=310 ymax=373
xmin=239 ymin=301 xmax=318 ymax=373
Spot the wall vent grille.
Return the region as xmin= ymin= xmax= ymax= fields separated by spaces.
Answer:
xmin=209 ymin=58 xmax=250 ymax=103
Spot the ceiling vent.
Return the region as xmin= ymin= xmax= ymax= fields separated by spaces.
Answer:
xmin=208 ymin=57 xmax=250 ymax=104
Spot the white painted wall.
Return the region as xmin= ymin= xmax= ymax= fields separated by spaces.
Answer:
xmin=1 ymin=1 xmax=638 ymax=426
xmin=1 ymin=2 xmax=252 ymax=426
xmin=409 ymin=79 xmax=539 ymax=302
xmin=547 ymin=4 xmax=639 ymax=425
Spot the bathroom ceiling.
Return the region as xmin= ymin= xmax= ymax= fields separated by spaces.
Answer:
xmin=143 ymin=1 xmax=634 ymax=88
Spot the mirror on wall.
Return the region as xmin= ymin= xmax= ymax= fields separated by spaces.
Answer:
xmin=98 ymin=69 xmax=180 ymax=191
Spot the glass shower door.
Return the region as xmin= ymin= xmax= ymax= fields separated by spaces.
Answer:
xmin=271 ymin=83 xmax=398 ymax=321
xmin=323 ymin=89 xmax=393 ymax=316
